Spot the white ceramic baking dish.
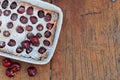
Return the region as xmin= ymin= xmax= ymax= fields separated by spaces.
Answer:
xmin=0 ymin=0 xmax=63 ymax=65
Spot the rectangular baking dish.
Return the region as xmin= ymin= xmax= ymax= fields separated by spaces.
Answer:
xmin=0 ymin=0 xmax=63 ymax=65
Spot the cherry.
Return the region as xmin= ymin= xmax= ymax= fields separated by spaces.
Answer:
xmin=2 ymin=0 xmax=9 ymax=9
xmin=26 ymin=7 xmax=34 ymax=15
xmin=20 ymin=16 xmax=28 ymax=24
xmin=27 ymin=66 xmax=37 ymax=77
xmin=38 ymin=47 xmax=46 ymax=54
xmin=16 ymin=26 xmax=24 ymax=33
xmin=43 ymin=40 xmax=50 ymax=46
xmin=7 ymin=22 xmax=13 ymax=29
xmin=44 ymin=13 xmax=51 ymax=22
xmin=30 ymin=16 xmax=38 ymax=24
xmin=2 ymin=58 xmax=22 ymax=78
xmin=30 ymin=36 xmax=40 ymax=46
xmin=8 ymin=39 xmax=16 ymax=47
xmin=3 ymin=10 xmax=11 ymax=16
xmin=44 ymin=31 xmax=51 ymax=38
xmin=26 ymin=33 xmax=34 ymax=39
xmin=2 ymin=58 xmax=11 ymax=67
xmin=3 ymin=31 xmax=10 ymax=37
xmin=21 ymin=40 xmax=31 ymax=49
xmin=6 ymin=68 xmax=15 ymax=78
xmin=16 ymin=46 xmax=24 ymax=53
xmin=11 ymin=13 xmax=18 ymax=21
xmin=36 ymin=33 xmax=42 ymax=38
xmin=10 ymin=62 xmax=21 ymax=72
xmin=0 ymin=9 xmax=2 ymax=16
xmin=0 ymin=21 xmax=2 ymax=26
xmin=38 ymin=10 xmax=44 ymax=18
xmin=17 ymin=6 xmax=25 ymax=14
xmin=10 ymin=2 xmax=17 ymax=9
xmin=26 ymin=25 xmax=33 ymax=31
xmin=26 ymin=47 xmax=33 ymax=54
xmin=36 ymin=24 xmax=43 ymax=31
xmin=0 ymin=41 xmax=6 ymax=48
xmin=46 ymin=23 xmax=54 ymax=30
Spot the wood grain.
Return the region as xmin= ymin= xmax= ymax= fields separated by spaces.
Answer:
xmin=51 ymin=0 xmax=120 ymax=80
xmin=0 ymin=0 xmax=120 ymax=80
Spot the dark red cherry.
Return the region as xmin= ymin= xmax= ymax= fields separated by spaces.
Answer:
xmin=20 ymin=16 xmax=28 ymax=24
xmin=8 ymin=39 xmax=16 ymax=47
xmin=44 ymin=31 xmax=51 ymax=38
xmin=11 ymin=13 xmax=18 ymax=21
xmin=44 ymin=13 xmax=51 ymax=22
xmin=3 ymin=10 xmax=11 ymax=16
xmin=6 ymin=68 xmax=15 ymax=78
xmin=36 ymin=24 xmax=43 ymax=31
xmin=26 ymin=33 xmax=34 ymax=39
xmin=26 ymin=47 xmax=33 ymax=54
xmin=30 ymin=16 xmax=38 ymax=24
xmin=26 ymin=25 xmax=33 ymax=31
xmin=38 ymin=47 xmax=46 ymax=54
xmin=38 ymin=10 xmax=44 ymax=18
xmin=21 ymin=40 xmax=31 ymax=49
xmin=17 ymin=6 xmax=25 ymax=14
xmin=0 ymin=9 xmax=2 ymax=16
xmin=0 ymin=41 xmax=6 ymax=48
xmin=2 ymin=0 xmax=9 ymax=9
xmin=26 ymin=7 xmax=34 ymax=15
xmin=0 ymin=21 xmax=2 ymax=26
xmin=10 ymin=62 xmax=21 ymax=72
xmin=16 ymin=26 xmax=24 ymax=33
xmin=36 ymin=33 xmax=42 ymax=38
xmin=3 ymin=31 xmax=10 ymax=37
xmin=10 ymin=2 xmax=17 ymax=9
xmin=30 ymin=36 xmax=40 ymax=46
xmin=43 ymin=40 xmax=50 ymax=46
xmin=27 ymin=66 xmax=37 ymax=77
xmin=16 ymin=46 xmax=23 ymax=53
xmin=2 ymin=58 xmax=11 ymax=67
xmin=46 ymin=23 xmax=54 ymax=30
xmin=7 ymin=22 xmax=13 ymax=29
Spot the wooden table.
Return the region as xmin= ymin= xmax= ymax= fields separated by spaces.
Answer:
xmin=1 ymin=0 xmax=120 ymax=80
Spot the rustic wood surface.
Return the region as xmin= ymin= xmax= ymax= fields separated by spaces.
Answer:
xmin=0 ymin=0 xmax=120 ymax=80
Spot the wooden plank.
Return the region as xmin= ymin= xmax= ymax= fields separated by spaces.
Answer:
xmin=112 ymin=1 xmax=120 ymax=80
xmin=51 ymin=0 xmax=119 ymax=80
xmin=80 ymin=0 xmax=118 ymax=80
xmin=51 ymin=0 xmax=89 ymax=80
xmin=51 ymin=0 xmax=73 ymax=80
